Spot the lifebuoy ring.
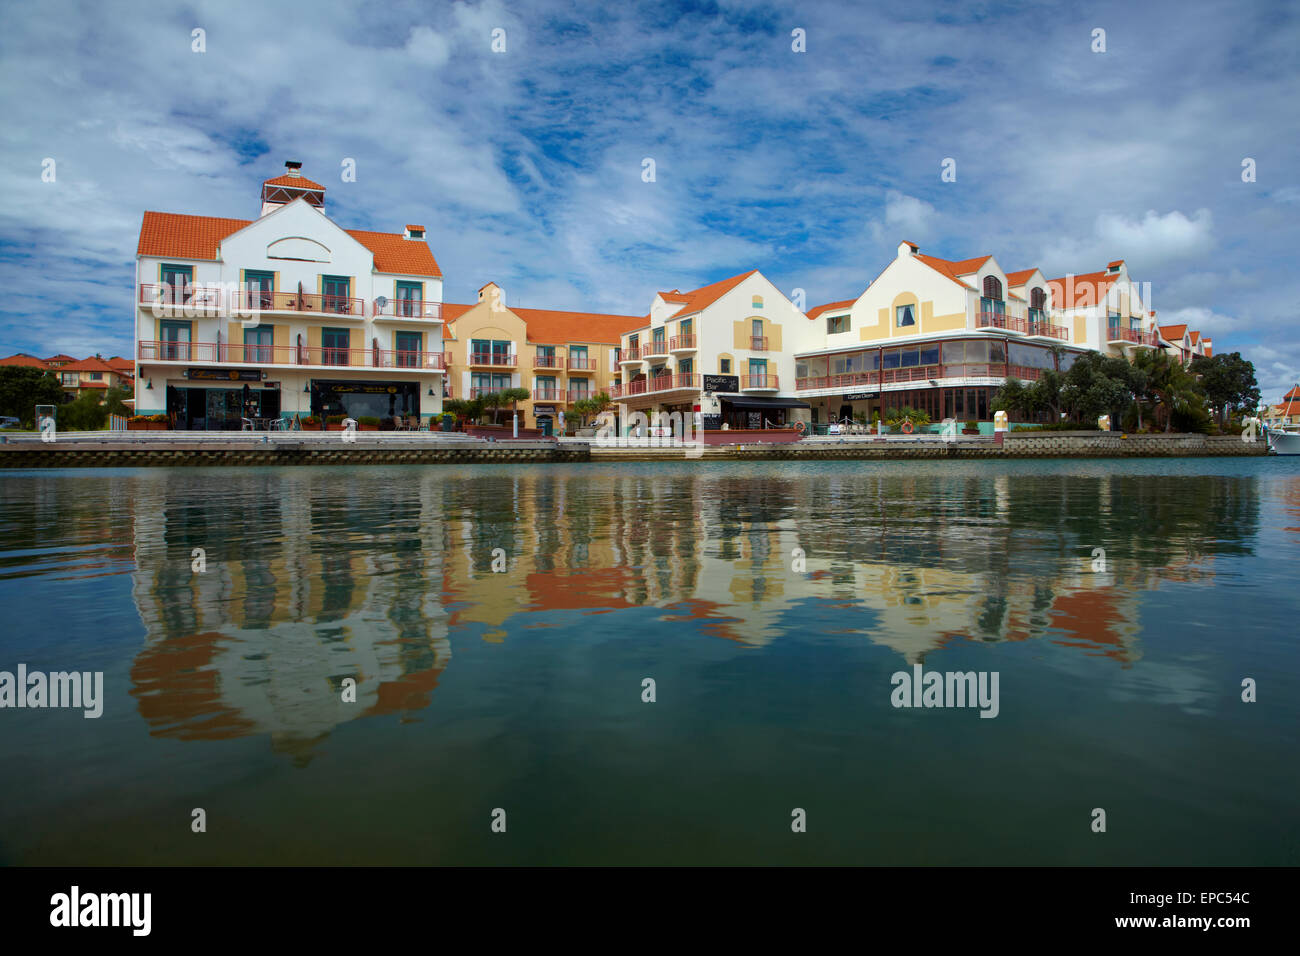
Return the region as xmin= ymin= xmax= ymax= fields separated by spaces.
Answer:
xmin=900 ymin=420 xmax=914 ymax=434
xmin=794 ymin=421 xmax=805 ymax=434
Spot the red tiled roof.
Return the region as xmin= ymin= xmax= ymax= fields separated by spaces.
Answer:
xmin=1273 ymin=399 xmax=1300 ymax=416
xmin=1004 ymin=268 xmax=1038 ymax=286
xmin=0 ymin=353 xmax=51 ymax=368
xmin=914 ymin=254 xmax=986 ymax=290
xmin=806 ymin=299 xmax=857 ymax=321
xmin=406 ymin=224 xmax=426 ymax=232
xmin=515 ymin=306 xmax=644 ymax=345
xmin=58 ymin=356 xmax=120 ymax=373
xmin=1159 ymin=324 xmax=1188 ymax=341
xmin=44 ymin=353 xmax=76 ymax=363
xmin=1107 ymin=259 xmax=1124 ymax=269
xmin=137 ymin=211 xmax=442 ymax=276
xmin=657 ymin=270 xmax=759 ymax=319
xmin=262 ymin=173 xmax=325 ymax=190
xmin=107 ymin=356 xmax=134 ymax=370
xmin=442 ymin=303 xmax=474 ymax=322
xmin=1046 ymin=270 xmax=1119 ymax=309
xmin=1283 ymin=385 xmax=1300 ymax=401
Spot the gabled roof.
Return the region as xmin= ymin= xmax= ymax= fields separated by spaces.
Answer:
xmin=106 ymin=356 xmax=134 ymax=371
xmin=1284 ymin=385 xmax=1300 ymax=401
xmin=656 ymin=270 xmax=759 ymax=319
xmin=44 ymin=353 xmax=77 ymax=363
xmin=1189 ymin=330 xmax=1201 ymax=345
xmin=1159 ymin=324 xmax=1188 ymax=341
xmin=913 ymin=254 xmax=987 ymax=290
xmin=1004 ymin=268 xmax=1040 ymax=286
xmin=262 ymin=173 xmax=325 ymax=190
xmin=1274 ymin=398 xmax=1300 ymax=416
xmin=137 ymin=211 xmax=442 ymax=277
xmin=806 ymin=299 xmax=857 ymax=321
xmin=442 ymin=303 xmax=474 ymax=322
xmin=1046 ymin=270 xmax=1119 ymax=309
xmin=442 ymin=302 xmax=641 ymax=345
xmin=0 ymin=353 xmax=51 ymax=368
xmin=59 ymin=356 xmax=120 ymax=373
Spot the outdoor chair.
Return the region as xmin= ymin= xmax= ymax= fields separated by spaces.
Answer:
xmin=394 ymin=417 xmax=409 ymax=431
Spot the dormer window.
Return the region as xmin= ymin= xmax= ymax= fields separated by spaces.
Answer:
xmin=404 ymin=224 xmax=426 ymax=240
xmin=980 ymin=276 xmax=1005 ymax=317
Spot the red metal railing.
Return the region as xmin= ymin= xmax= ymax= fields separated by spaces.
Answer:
xmin=1026 ymin=321 xmax=1069 ymax=340
xmin=649 ymin=373 xmax=699 ymax=392
xmin=795 ymin=362 xmax=1056 ymax=390
xmin=137 ymin=283 xmax=223 ymax=315
xmin=230 ymin=290 xmax=366 ymax=316
xmin=977 ymin=311 xmax=1027 ymax=333
xmin=139 ymin=341 xmax=446 ymax=369
xmin=532 ymin=354 xmax=562 ymax=369
xmin=644 ymin=339 xmax=669 ymax=357
xmin=1108 ymin=326 xmax=1159 ymax=346
xmin=741 ymin=374 xmax=779 ymax=389
xmin=470 ymin=386 xmax=513 ymax=398
xmin=751 ymin=336 xmax=769 ymax=351
xmin=372 ymin=298 xmax=442 ymax=320
xmin=669 ymin=334 xmax=696 ymax=350
xmin=532 ymin=388 xmax=566 ymax=401
xmin=567 ymin=390 xmax=592 ymax=402
xmin=619 ymin=348 xmax=642 ymax=362
xmin=468 ymin=352 xmax=517 ymax=367
xmin=567 ymin=356 xmax=597 ymax=371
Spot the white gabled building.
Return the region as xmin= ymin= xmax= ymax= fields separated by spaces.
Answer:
xmin=134 ymin=161 xmax=445 ymax=429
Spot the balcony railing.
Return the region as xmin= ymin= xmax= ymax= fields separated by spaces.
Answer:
xmin=669 ymin=334 xmax=697 ymax=351
xmin=372 ymin=298 xmax=442 ymax=320
xmin=231 ymin=290 xmax=366 ymax=317
xmin=567 ymin=390 xmax=593 ymax=403
xmin=468 ymin=352 xmax=517 ymax=368
xmin=1026 ymin=321 xmax=1069 ymax=340
xmin=741 ymin=374 xmax=779 ymax=390
xmin=469 ymin=386 xmax=510 ymax=398
xmin=567 ymin=356 xmax=597 ymax=371
xmin=532 ymin=387 xmax=566 ymax=401
xmin=1108 ymin=326 xmax=1159 ymax=346
xmin=139 ymin=341 xmax=446 ymax=370
xmin=750 ymin=336 xmax=769 ymax=351
xmin=644 ymin=339 xmax=669 ymax=358
xmin=619 ymin=348 xmax=642 ymax=363
xmin=795 ymin=362 xmax=1057 ymax=390
xmin=976 ymin=311 xmax=1028 ymax=333
xmin=137 ymin=283 xmax=223 ymax=316
xmin=533 ymin=354 xmax=563 ymax=370
xmin=649 ymin=373 xmax=699 ymax=393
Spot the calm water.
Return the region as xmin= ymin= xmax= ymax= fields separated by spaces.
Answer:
xmin=0 ymin=459 xmax=1297 ymax=865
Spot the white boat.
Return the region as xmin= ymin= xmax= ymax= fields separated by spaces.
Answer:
xmin=1267 ymin=426 xmax=1300 ymax=455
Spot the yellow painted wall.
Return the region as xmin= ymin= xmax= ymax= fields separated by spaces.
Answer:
xmin=1074 ymin=316 xmax=1087 ymax=345
xmin=927 ymin=312 xmax=966 ymax=332
xmin=717 ymin=351 xmax=735 ymax=373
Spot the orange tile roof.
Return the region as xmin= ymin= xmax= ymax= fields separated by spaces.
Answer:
xmin=655 ymin=270 xmax=760 ymax=319
xmin=515 ymin=306 xmax=644 ymax=344
xmin=59 ymin=356 xmax=119 ymax=373
xmin=44 ymin=353 xmax=76 ymax=363
xmin=1284 ymin=385 xmax=1300 ymax=401
xmin=0 ymin=353 xmax=51 ymax=368
xmin=137 ymin=211 xmax=442 ymax=276
xmin=107 ymin=356 xmax=134 ymax=370
xmin=262 ymin=173 xmax=325 ymax=190
xmin=406 ymin=224 xmax=426 ymax=231
xmin=75 ymin=381 xmax=110 ymax=389
xmin=1189 ymin=330 xmax=1201 ymax=345
xmin=914 ymin=254 xmax=985 ymax=290
xmin=442 ymin=303 xmax=474 ymax=322
xmin=1159 ymin=324 xmax=1188 ymax=341
xmin=1107 ymin=259 xmax=1124 ymax=268
xmin=806 ymin=299 xmax=856 ymax=321
xmin=1046 ymin=270 xmax=1118 ymax=309
xmin=1004 ymin=268 xmax=1038 ymax=286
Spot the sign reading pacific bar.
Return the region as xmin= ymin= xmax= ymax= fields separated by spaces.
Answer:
xmin=703 ymin=374 xmax=739 ymax=393
xmin=187 ymin=367 xmax=263 ymax=382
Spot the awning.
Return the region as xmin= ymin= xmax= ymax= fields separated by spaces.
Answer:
xmin=721 ymin=396 xmax=811 ymax=410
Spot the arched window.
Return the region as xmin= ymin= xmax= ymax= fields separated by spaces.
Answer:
xmin=983 ymin=276 xmax=1003 ymax=300
xmin=1030 ymin=287 xmax=1046 ymax=311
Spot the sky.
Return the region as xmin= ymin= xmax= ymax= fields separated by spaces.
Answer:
xmin=1 ymin=0 xmax=1298 ymax=402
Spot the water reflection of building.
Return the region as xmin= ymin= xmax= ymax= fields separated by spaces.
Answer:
xmin=129 ymin=475 xmax=452 ymax=762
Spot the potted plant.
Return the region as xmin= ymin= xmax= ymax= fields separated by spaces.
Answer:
xmin=963 ymin=419 xmax=980 ymax=435
xmin=325 ymin=414 xmax=347 ymax=432
xmin=358 ymin=416 xmax=381 ymax=431
xmin=127 ymin=414 xmax=170 ymax=431
xmin=300 ymin=415 xmax=319 ymax=429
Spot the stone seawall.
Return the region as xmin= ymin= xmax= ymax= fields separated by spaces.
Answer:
xmin=0 ymin=441 xmax=590 ymax=468
xmin=730 ymin=433 xmax=1270 ymax=461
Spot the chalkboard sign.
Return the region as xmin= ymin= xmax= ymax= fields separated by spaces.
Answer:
xmin=700 ymin=414 xmax=722 ymax=430
xmin=702 ymin=374 xmax=739 ymax=393
xmin=746 ymin=411 xmax=762 ymax=429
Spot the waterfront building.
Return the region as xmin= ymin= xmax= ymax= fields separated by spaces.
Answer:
xmin=441 ymin=282 xmax=640 ymax=433
xmin=133 ymin=162 xmax=446 ymax=429
xmin=1158 ymin=323 xmax=1213 ymax=365
xmin=54 ymin=356 xmax=133 ymax=399
xmin=612 ymin=271 xmax=820 ymax=429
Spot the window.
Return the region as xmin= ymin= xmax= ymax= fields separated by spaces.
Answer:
xmin=751 ymin=295 xmax=764 ymax=309
xmin=244 ymin=325 xmax=274 ymax=364
xmin=919 ymin=345 xmax=940 ymax=366
xmin=679 ymin=319 xmax=692 ymax=336
xmin=678 ymin=358 xmax=693 ymax=376
xmin=160 ymin=319 xmax=191 ymax=360
xmin=160 ymin=264 xmax=193 ymax=304
xmin=322 ymin=276 xmax=351 ymax=314
xmin=322 ymin=328 xmax=350 ymax=366
xmin=395 ymin=331 xmax=422 ymax=368
xmin=62 ymin=373 xmax=78 ymax=386
xmin=569 ymin=345 xmax=589 ymax=369
xmin=243 ymin=270 xmax=273 ymax=310
xmin=570 ymin=378 xmax=590 ymax=398
xmin=748 ymin=358 xmax=768 ymax=386
xmin=896 ymin=304 xmax=916 ymax=327
xmin=652 ymin=328 xmax=666 ymax=352
xmin=883 ymin=350 xmax=900 ymax=370
xmin=720 ymin=358 xmax=731 ymax=374
xmin=1030 ymin=287 xmax=1046 ymax=311
xmin=983 ymin=276 xmax=1003 ymax=300
xmin=535 ymin=375 xmax=557 ymax=397
xmin=396 ymin=281 xmax=422 ymax=317
xmin=827 ymin=314 xmax=850 ymax=334
xmin=629 ymin=334 xmax=639 ymax=349
xmin=89 ymin=371 xmax=103 ymax=381
xmin=900 ymin=348 xmax=919 ymax=367
xmin=536 ymin=345 xmax=557 ymax=368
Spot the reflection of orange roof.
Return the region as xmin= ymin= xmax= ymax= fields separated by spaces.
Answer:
xmin=130 ymin=632 xmax=258 ymax=740
xmin=137 ymin=211 xmax=443 ymax=276
xmin=806 ymin=299 xmax=856 ymax=321
xmin=524 ymin=566 xmax=636 ymax=612
xmin=1049 ymin=588 xmax=1133 ymax=662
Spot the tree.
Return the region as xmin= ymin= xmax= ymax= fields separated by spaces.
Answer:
xmin=0 ymin=367 xmax=65 ymax=427
xmin=1131 ymin=348 xmax=1208 ymax=432
xmin=1061 ymin=352 xmax=1140 ymax=425
xmin=499 ymin=387 xmax=531 ymax=425
xmin=1190 ymin=352 xmax=1259 ymax=427
xmin=444 ymin=396 xmax=486 ymax=426
xmin=58 ymin=390 xmax=109 ymax=431
xmin=104 ymin=386 xmax=131 ymax=419
xmin=572 ymin=390 xmax=612 ymax=427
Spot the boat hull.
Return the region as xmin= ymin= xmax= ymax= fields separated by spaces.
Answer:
xmin=1267 ymin=429 xmax=1300 ymax=455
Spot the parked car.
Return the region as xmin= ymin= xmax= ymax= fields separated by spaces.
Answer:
xmin=0 ymin=416 xmax=21 ymax=429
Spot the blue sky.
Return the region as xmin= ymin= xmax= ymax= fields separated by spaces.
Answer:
xmin=1 ymin=0 xmax=1298 ymax=401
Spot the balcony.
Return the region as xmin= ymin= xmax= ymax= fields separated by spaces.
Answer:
xmin=138 ymin=341 xmax=446 ymax=371
xmin=1026 ymin=321 xmax=1069 ymax=340
xmin=372 ymin=298 xmax=442 ymax=321
xmin=649 ymin=373 xmax=699 ymax=393
xmin=619 ymin=348 xmax=643 ymax=365
xmin=468 ymin=351 xmax=517 ymax=369
xmin=532 ymin=354 xmax=563 ymax=371
xmin=741 ymin=374 xmax=779 ymax=390
xmin=669 ymin=334 xmax=697 ymax=352
xmin=231 ymin=290 xmax=366 ymax=317
xmin=567 ymin=390 xmax=593 ymax=403
xmin=137 ymin=283 xmax=223 ymax=317
xmin=976 ymin=311 xmax=1028 ymax=334
xmin=794 ymin=362 xmax=1061 ymax=391
xmin=532 ymin=387 xmax=567 ymax=402
xmin=750 ymin=336 xmax=769 ymax=351
xmin=1108 ymin=326 xmax=1159 ymax=347
xmin=644 ymin=339 xmax=670 ymax=358
xmin=469 ymin=386 xmax=511 ymax=399
xmin=567 ymin=356 xmax=597 ymax=372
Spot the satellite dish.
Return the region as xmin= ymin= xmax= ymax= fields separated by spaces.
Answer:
xmin=375 ymin=296 xmax=388 ymax=308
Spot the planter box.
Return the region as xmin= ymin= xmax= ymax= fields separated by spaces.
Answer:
xmin=702 ymin=428 xmax=801 ymax=446
xmin=467 ymin=424 xmax=546 ymax=440
xmin=326 ymin=424 xmax=346 ymax=431
xmin=127 ymin=421 xmax=168 ymax=431
xmin=359 ymin=424 xmax=379 ymax=431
